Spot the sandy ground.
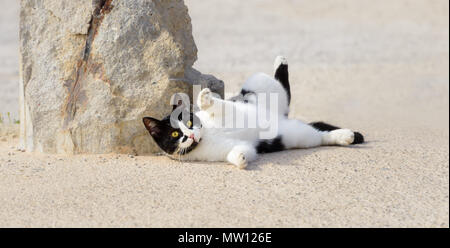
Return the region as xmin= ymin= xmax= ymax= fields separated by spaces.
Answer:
xmin=0 ymin=0 xmax=448 ymax=227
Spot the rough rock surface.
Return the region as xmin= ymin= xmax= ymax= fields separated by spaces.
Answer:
xmin=19 ymin=0 xmax=224 ymax=154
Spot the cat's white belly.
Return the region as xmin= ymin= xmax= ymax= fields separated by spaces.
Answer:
xmin=183 ymin=106 xmax=286 ymax=162
xmin=182 ymin=127 xmax=258 ymax=162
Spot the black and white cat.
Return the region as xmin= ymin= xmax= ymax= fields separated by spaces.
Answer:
xmin=143 ymin=56 xmax=364 ymax=169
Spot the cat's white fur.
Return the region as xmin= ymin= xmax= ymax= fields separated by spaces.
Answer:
xmin=180 ymin=57 xmax=355 ymax=168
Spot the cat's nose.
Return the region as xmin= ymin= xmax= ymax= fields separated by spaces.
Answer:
xmin=189 ymin=134 xmax=195 ymax=139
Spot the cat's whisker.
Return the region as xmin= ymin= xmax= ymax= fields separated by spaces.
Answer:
xmin=177 ymin=147 xmax=183 ymax=164
xmin=180 ymin=148 xmax=186 ymax=164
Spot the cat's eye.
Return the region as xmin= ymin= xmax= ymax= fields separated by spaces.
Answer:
xmin=171 ymin=131 xmax=179 ymax=138
xmin=187 ymin=121 xmax=192 ymax=128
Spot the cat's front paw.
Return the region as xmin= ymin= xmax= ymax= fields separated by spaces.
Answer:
xmin=330 ymin=129 xmax=355 ymax=146
xmin=235 ymin=153 xmax=248 ymax=169
xmin=198 ymin=88 xmax=213 ymax=110
xmin=227 ymin=151 xmax=248 ymax=169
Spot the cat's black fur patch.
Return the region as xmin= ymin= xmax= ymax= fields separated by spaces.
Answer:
xmin=143 ymin=117 xmax=180 ymax=154
xmin=228 ymin=89 xmax=256 ymax=103
xmin=256 ymin=136 xmax=285 ymax=154
xmin=143 ymin=109 xmax=200 ymax=155
xmin=310 ymin=121 xmax=365 ymax=144
xmin=309 ymin=122 xmax=340 ymax=132
xmin=352 ymin=132 xmax=364 ymax=144
xmin=240 ymin=89 xmax=255 ymax=96
xmin=274 ymin=63 xmax=291 ymax=105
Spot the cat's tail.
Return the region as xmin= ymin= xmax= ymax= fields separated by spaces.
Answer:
xmin=274 ymin=56 xmax=291 ymax=105
xmin=310 ymin=121 xmax=365 ymax=144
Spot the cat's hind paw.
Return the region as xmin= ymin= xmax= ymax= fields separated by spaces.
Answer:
xmin=330 ymin=129 xmax=355 ymax=146
xmin=198 ymin=88 xmax=213 ymax=110
xmin=274 ymin=55 xmax=288 ymax=70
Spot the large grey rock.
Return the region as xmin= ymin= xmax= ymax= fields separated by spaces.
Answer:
xmin=19 ymin=0 xmax=224 ymax=155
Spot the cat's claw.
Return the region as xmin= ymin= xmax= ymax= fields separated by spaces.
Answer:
xmin=198 ymin=88 xmax=213 ymax=110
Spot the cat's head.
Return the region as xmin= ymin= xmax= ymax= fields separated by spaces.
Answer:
xmin=143 ymin=97 xmax=202 ymax=155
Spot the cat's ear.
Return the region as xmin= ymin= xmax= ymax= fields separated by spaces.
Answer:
xmin=143 ymin=117 xmax=162 ymax=136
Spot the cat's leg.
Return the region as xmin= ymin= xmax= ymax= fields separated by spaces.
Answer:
xmin=198 ymin=88 xmax=234 ymax=112
xmin=198 ymin=88 xmax=215 ymax=110
xmin=280 ymin=119 xmax=355 ymax=149
xmin=274 ymin=56 xmax=291 ymax=105
xmin=198 ymin=88 xmax=242 ymax=122
xmin=229 ymin=56 xmax=291 ymax=116
xmin=321 ymin=129 xmax=355 ymax=146
xmin=310 ymin=121 xmax=364 ymax=144
xmin=279 ymin=120 xmax=324 ymax=149
xmin=226 ymin=144 xmax=257 ymax=169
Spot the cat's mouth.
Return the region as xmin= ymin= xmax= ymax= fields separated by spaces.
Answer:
xmin=179 ymin=134 xmax=200 ymax=148
xmin=173 ymin=121 xmax=202 ymax=155
xmin=188 ymin=133 xmax=200 ymax=142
